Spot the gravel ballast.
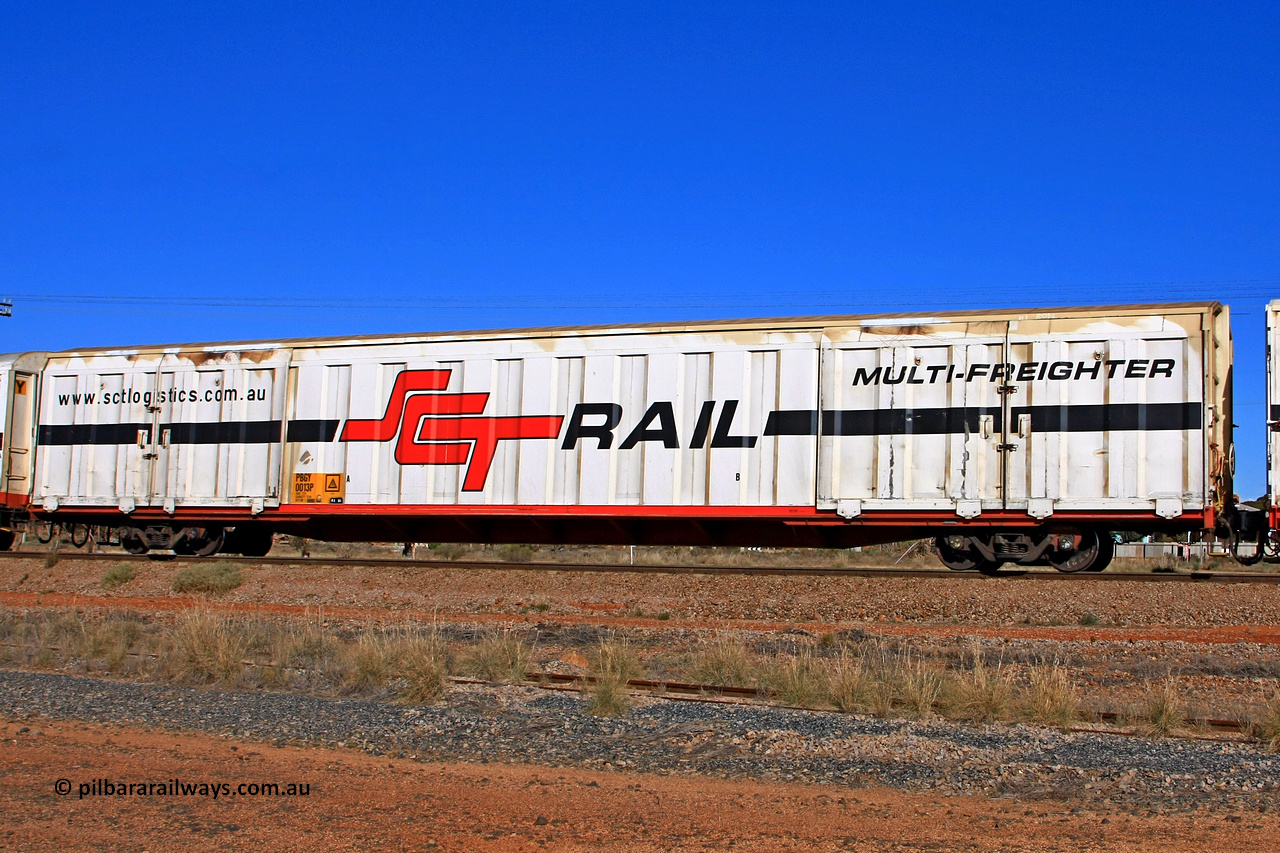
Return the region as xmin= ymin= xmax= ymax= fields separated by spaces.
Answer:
xmin=2 ymin=669 xmax=1277 ymax=813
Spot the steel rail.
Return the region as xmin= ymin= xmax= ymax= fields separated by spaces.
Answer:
xmin=3 ymin=548 xmax=1279 ymax=583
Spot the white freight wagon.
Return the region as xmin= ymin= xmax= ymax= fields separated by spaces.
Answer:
xmin=27 ymin=303 xmax=1233 ymax=570
xmin=1265 ymin=299 xmax=1280 ymax=545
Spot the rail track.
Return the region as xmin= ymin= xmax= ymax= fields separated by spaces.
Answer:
xmin=4 ymin=548 xmax=1280 ymax=583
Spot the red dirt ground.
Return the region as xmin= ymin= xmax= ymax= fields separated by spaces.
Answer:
xmin=4 ymin=588 xmax=1280 ymax=646
xmin=2 ymin=717 xmax=1275 ymax=852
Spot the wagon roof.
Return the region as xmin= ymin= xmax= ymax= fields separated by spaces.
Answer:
xmin=51 ymin=301 xmax=1224 ymax=355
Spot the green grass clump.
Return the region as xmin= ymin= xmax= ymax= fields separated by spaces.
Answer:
xmin=101 ymin=563 xmax=138 ymax=590
xmin=172 ymin=561 xmax=243 ymax=595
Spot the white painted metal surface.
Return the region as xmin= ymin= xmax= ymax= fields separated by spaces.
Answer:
xmin=30 ymin=303 xmax=1231 ymax=522
xmin=1267 ymin=300 xmax=1280 ymax=511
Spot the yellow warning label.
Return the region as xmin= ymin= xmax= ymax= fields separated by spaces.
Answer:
xmin=292 ymin=472 xmax=345 ymax=504
xmin=14 ymin=378 xmax=26 ymax=395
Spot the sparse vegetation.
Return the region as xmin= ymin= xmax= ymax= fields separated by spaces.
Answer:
xmin=1021 ymin=664 xmax=1079 ymax=730
xmin=769 ymin=650 xmax=827 ymax=708
xmin=397 ymin=631 xmax=450 ymax=704
xmin=896 ymin=655 xmax=944 ymax=719
xmin=101 ymin=563 xmax=138 ymax=590
xmin=172 ymin=561 xmax=243 ymax=595
xmin=2 ymin=602 xmax=1271 ymax=744
xmin=1255 ymin=691 xmax=1280 ymax=752
xmin=430 ymin=542 xmax=468 ymax=561
xmin=689 ymin=635 xmax=757 ymax=688
xmin=1140 ymin=677 xmax=1185 ymax=737
xmin=496 ymin=544 xmax=534 ymax=563
xmin=160 ymin=609 xmax=252 ymax=686
xmin=461 ymin=630 xmax=533 ymax=684
xmin=942 ymin=647 xmax=1014 ymax=723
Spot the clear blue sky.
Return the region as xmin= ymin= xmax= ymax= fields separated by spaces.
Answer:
xmin=3 ymin=3 xmax=1278 ymax=497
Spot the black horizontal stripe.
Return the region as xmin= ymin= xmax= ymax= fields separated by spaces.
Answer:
xmin=767 ymin=402 xmax=1203 ymax=436
xmin=38 ymin=421 xmax=281 ymax=446
xmin=38 ymin=423 xmax=152 ymax=446
xmin=1020 ymin=402 xmax=1201 ymax=432
xmin=763 ymin=410 xmax=819 ymax=436
xmin=821 ymin=407 xmax=996 ymax=436
xmin=164 ymin=420 xmax=281 ymax=445
xmin=286 ymin=419 xmax=342 ymax=442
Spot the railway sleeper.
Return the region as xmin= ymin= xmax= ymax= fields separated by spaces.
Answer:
xmin=935 ymin=528 xmax=1113 ymax=574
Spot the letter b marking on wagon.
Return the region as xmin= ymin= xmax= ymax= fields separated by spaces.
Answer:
xmin=338 ymin=369 xmax=564 ymax=491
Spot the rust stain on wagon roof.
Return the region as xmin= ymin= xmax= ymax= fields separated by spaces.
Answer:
xmin=49 ymin=302 xmax=1224 ymax=355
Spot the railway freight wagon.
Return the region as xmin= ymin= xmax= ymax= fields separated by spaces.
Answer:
xmin=26 ymin=303 xmax=1232 ymax=572
xmin=1266 ymin=300 xmax=1280 ymax=547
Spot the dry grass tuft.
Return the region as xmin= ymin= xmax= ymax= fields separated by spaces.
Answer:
xmin=1021 ymin=664 xmax=1079 ymax=730
xmin=101 ymin=564 xmax=138 ymax=590
xmin=584 ymin=673 xmax=630 ymax=716
xmin=78 ymin=616 xmax=145 ymax=673
xmin=591 ymin=635 xmax=643 ymax=683
xmin=496 ymin=544 xmax=534 ymax=563
xmin=1140 ymin=677 xmax=1185 ymax=737
xmin=582 ymin=635 xmax=643 ymax=716
xmin=461 ymin=630 xmax=533 ymax=684
xmin=943 ymin=647 xmax=1014 ymax=723
xmin=689 ymin=635 xmax=756 ymax=688
xmin=172 ymin=561 xmax=243 ymax=595
xmin=769 ymin=650 xmax=828 ymax=709
xmin=1254 ymin=691 xmax=1280 ymax=751
xmin=345 ymin=631 xmax=397 ymax=690
xmin=827 ymin=651 xmax=877 ymax=713
xmin=160 ymin=609 xmax=251 ymax=686
xmin=396 ymin=631 xmax=450 ymax=704
xmin=896 ymin=655 xmax=944 ymax=719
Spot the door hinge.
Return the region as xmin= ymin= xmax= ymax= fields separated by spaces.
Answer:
xmin=996 ymin=384 xmax=1018 ymax=395
xmin=996 ymin=443 xmax=1019 ymax=452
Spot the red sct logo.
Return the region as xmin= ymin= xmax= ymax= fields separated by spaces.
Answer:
xmin=338 ymin=370 xmax=563 ymax=491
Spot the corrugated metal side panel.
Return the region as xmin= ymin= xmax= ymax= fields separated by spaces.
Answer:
xmin=819 ymin=325 xmax=1005 ymax=509
xmin=819 ymin=310 xmax=1213 ymax=515
xmin=38 ymin=355 xmax=157 ymax=507
xmin=283 ymin=332 xmax=820 ymax=507
xmin=36 ymin=351 xmax=288 ymax=510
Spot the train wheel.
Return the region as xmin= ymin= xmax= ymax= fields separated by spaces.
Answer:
xmin=224 ymin=525 xmax=273 ymax=558
xmin=193 ymin=527 xmax=225 ymax=557
xmin=935 ymin=536 xmax=991 ymax=572
xmin=120 ymin=527 xmax=149 ymax=555
xmin=1047 ymin=529 xmax=1111 ymax=573
xmin=0 ymin=528 xmax=13 ymax=551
